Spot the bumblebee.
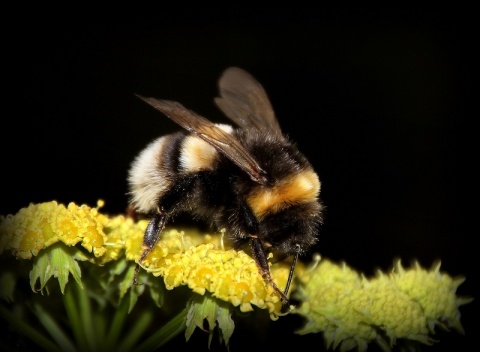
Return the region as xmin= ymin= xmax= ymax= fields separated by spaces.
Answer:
xmin=129 ymin=67 xmax=323 ymax=304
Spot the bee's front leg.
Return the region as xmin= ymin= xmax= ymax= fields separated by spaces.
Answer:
xmin=133 ymin=208 xmax=167 ymax=284
xmin=250 ymin=236 xmax=290 ymax=305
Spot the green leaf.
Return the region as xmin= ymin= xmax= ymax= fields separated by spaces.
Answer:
xmin=185 ymin=293 xmax=235 ymax=350
xmin=185 ymin=295 xmax=215 ymax=342
xmin=132 ymin=306 xmax=187 ymax=352
xmin=118 ymin=262 xmax=165 ymax=312
xmin=30 ymin=244 xmax=84 ymax=294
xmin=217 ymin=303 xmax=235 ymax=347
xmin=146 ymin=275 xmax=165 ymax=308
xmin=118 ymin=260 xmax=135 ymax=299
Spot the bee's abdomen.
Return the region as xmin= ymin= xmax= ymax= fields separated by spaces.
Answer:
xmin=128 ymin=133 xmax=183 ymax=213
xmin=179 ymin=123 xmax=233 ymax=173
xmin=128 ymin=124 xmax=234 ymax=214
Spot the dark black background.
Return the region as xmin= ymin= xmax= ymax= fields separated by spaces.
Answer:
xmin=2 ymin=5 xmax=476 ymax=352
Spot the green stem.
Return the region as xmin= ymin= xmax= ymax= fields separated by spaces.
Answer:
xmin=118 ymin=307 xmax=154 ymax=352
xmin=104 ymin=293 xmax=130 ymax=348
xmin=63 ymin=284 xmax=89 ymax=352
xmin=132 ymin=307 xmax=187 ymax=352
xmin=32 ymin=302 xmax=77 ymax=352
xmin=0 ymin=305 xmax=62 ymax=352
xmin=75 ymin=282 xmax=97 ymax=350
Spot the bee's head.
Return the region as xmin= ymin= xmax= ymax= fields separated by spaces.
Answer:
xmin=258 ymin=200 xmax=323 ymax=260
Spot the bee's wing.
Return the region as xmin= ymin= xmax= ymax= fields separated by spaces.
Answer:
xmin=135 ymin=95 xmax=268 ymax=185
xmin=214 ymin=67 xmax=283 ymax=136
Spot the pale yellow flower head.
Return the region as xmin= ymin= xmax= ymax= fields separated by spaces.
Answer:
xmin=294 ymin=258 xmax=472 ymax=351
xmin=390 ymin=259 xmax=471 ymax=334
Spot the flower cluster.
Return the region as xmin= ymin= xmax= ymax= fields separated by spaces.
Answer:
xmin=0 ymin=200 xmax=109 ymax=259
xmin=0 ymin=200 xmax=292 ymax=317
xmin=115 ymin=216 xmax=293 ymax=316
xmin=0 ymin=200 xmax=473 ymax=351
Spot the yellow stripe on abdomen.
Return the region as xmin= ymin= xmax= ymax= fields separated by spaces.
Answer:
xmin=247 ymin=169 xmax=320 ymax=218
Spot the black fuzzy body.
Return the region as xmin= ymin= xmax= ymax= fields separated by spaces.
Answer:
xmin=145 ymin=127 xmax=323 ymax=260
